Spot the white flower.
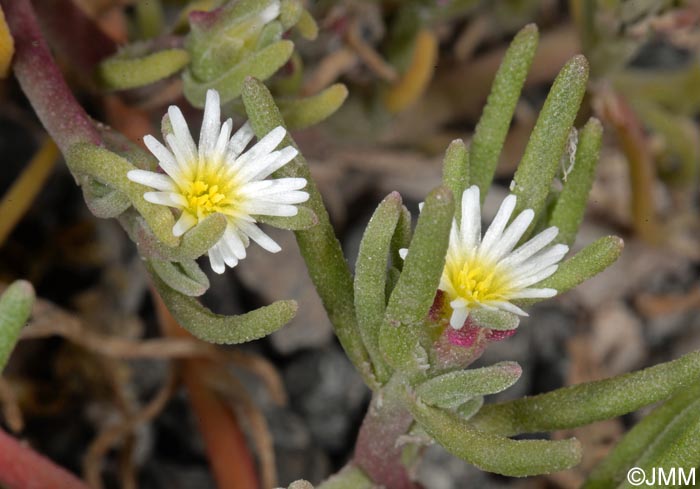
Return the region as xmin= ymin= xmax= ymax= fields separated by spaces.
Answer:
xmin=127 ymin=89 xmax=309 ymax=274
xmin=401 ymin=185 xmax=568 ymax=330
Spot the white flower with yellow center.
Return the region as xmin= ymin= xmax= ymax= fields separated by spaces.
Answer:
xmin=441 ymin=185 xmax=569 ymax=329
xmin=127 ymin=89 xmax=309 ymax=274
xmin=401 ymin=185 xmax=569 ymax=329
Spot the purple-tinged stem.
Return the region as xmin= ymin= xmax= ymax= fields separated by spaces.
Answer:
xmin=1 ymin=0 xmax=101 ymax=153
xmin=353 ymin=378 xmax=421 ymax=489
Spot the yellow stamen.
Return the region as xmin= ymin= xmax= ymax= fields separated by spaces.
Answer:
xmin=444 ymin=256 xmax=512 ymax=306
xmin=180 ymin=166 xmax=239 ymax=218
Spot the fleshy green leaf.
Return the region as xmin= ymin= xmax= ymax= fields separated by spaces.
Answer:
xmin=120 ymin=211 xmax=227 ymax=262
xmin=416 ymin=361 xmax=522 ymax=409
xmin=355 ymin=192 xmax=403 ymax=383
xmin=441 ymin=139 xmax=469 ymax=222
xmin=0 ymin=280 xmax=34 ymax=372
xmin=548 ymin=118 xmax=603 ymax=246
xmin=470 ymin=309 xmax=520 ymax=331
xmin=150 ymin=259 xmax=210 ymax=297
xmin=469 ymin=24 xmax=538 ymax=200
xmin=183 ymin=40 xmax=294 ymax=107
xmin=390 ymin=205 xmax=412 ymax=271
xmin=457 ymin=396 xmax=484 ymax=420
xmin=256 ymin=206 xmax=318 ymax=230
xmin=98 ymin=49 xmax=190 ymax=91
xmin=67 ymin=144 xmax=178 ymax=247
xmin=407 ymin=393 xmax=582 ymax=477
xmin=82 ymin=180 xmax=131 ymax=219
xmin=149 ymin=263 xmax=296 ymax=344
xmin=379 ymin=187 xmax=453 ymax=372
xmin=583 ymin=382 xmax=700 ymax=489
xmin=278 ymin=83 xmax=348 ymax=130
xmin=241 ymin=78 xmax=372 ymax=384
xmin=470 ymin=350 xmax=700 ymax=436
xmin=511 ymin=55 xmax=589 ymax=237
xmin=295 ymin=9 xmax=318 ymax=40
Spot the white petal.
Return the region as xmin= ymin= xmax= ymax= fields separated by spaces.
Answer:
xmin=241 ymin=177 xmax=307 ymax=195
xmin=199 ymin=90 xmax=221 ymax=160
xmin=460 ymin=186 xmax=481 ymax=249
xmin=144 ymin=191 xmax=186 ymax=207
xmin=242 ymin=201 xmax=299 ymax=217
xmin=127 ymin=170 xmax=174 ymax=191
xmin=218 ymin=237 xmax=239 ymax=268
xmin=172 ymin=212 xmax=197 ymax=237
xmin=237 ymin=220 xmax=281 ymax=252
xmin=223 ymin=227 xmax=247 ymax=260
xmin=213 ymin=119 xmax=233 ymax=161
xmin=510 ymin=244 xmax=568 ymax=280
xmin=208 ymin=245 xmax=226 ymax=274
xmin=259 ymin=1 xmax=281 ymax=23
xmin=500 ymin=226 xmax=559 ymax=268
xmin=249 ymin=146 xmax=299 ymax=181
xmin=143 ymin=135 xmax=183 ymax=181
xmin=510 ymin=264 xmax=559 ymax=289
xmin=234 ymin=126 xmax=286 ymax=170
xmin=449 ymin=305 xmax=469 ymax=330
xmin=225 ymin=122 xmax=255 ymax=161
xmin=399 ymin=248 xmax=408 ymax=260
xmin=508 ymin=288 xmax=558 ymax=299
xmin=479 ymin=194 xmax=517 ymax=253
xmin=484 ymin=209 xmax=534 ymax=261
xmin=167 ymin=106 xmax=197 ymax=164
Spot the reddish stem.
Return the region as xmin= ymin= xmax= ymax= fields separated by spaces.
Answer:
xmin=353 ymin=379 xmax=419 ymax=489
xmin=1 ymin=0 xmax=101 ymax=152
xmin=0 ymin=428 xmax=91 ymax=489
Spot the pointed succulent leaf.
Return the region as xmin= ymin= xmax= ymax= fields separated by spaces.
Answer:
xmin=390 ymin=205 xmax=412 ymax=270
xmin=470 ymin=350 xmax=700 ymax=436
xmin=457 ymin=396 xmax=484 ymax=420
xmin=278 ymin=83 xmax=348 ymax=130
xmin=470 ymin=309 xmax=520 ymax=331
xmin=379 ymin=186 xmax=453 ymax=372
xmin=121 ymin=212 xmax=226 ymax=262
xmin=294 ymin=9 xmax=318 ymax=40
xmin=583 ymin=382 xmax=700 ymax=489
xmin=183 ymin=40 xmax=294 ymax=107
xmin=407 ymin=393 xmax=582 ymax=476
xmin=98 ymin=49 xmax=190 ymax=91
xmin=150 ymin=259 xmax=210 ymax=297
xmin=416 ymin=361 xmax=522 ymax=409
xmin=470 ymin=24 xmax=538 ymax=200
xmin=279 ymin=0 xmax=303 ymax=30
xmin=511 ymin=55 xmax=589 ymax=237
xmin=548 ymin=118 xmax=603 ymax=246
xmin=355 ymin=192 xmax=403 ymax=382
xmin=385 ymin=267 xmax=401 ymax=302
xmin=82 ymin=180 xmax=131 ymax=218
xmin=256 ymin=206 xmax=318 ymax=230
xmin=441 ymin=139 xmax=469 ymax=221
xmin=0 ymin=280 xmax=34 ymax=372
xmin=242 ymin=78 xmax=371 ymax=382
xmin=67 ymin=144 xmax=178 ymax=246
xmin=536 ymin=235 xmax=624 ymax=295
xmin=149 ymin=263 xmax=296 ymax=344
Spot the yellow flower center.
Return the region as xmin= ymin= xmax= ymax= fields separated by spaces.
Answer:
xmin=180 ymin=168 xmax=238 ymax=218
xmin=443 ymin=256 xmax=512 ymax=306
